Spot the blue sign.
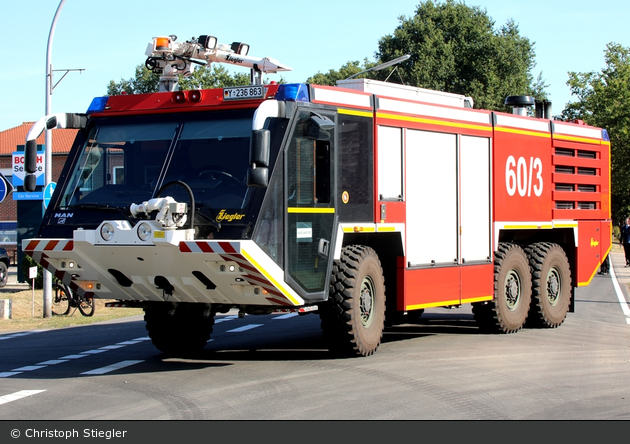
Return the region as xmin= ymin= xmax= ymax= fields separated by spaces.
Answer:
xmin=43 ymin=182 xmax=56 ymax=209
xmin=12 ymin=150 xmax=45 ymax=187
xmin=0 ymin=173 xmax=13 ymax=204
xmin=13 ymin=191 xmax=43 ymax=201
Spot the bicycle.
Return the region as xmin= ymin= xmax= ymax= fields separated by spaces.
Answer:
xmin=52 ymin=281 xmax=95 ymax=317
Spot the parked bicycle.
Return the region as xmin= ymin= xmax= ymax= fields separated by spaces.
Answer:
xmin=52 ymin=281 xmax=95 ymax=317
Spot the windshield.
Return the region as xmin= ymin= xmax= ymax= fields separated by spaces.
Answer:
xmin=59 ymin=111 xmax=254 ymax=213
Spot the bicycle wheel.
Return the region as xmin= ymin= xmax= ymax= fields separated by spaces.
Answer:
xmin=78 ymin=294 xmax=95 ymax=317
xmin=52 ymin=284 xmax=71 ymax=316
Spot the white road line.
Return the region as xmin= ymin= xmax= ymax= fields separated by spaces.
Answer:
xmin=37 ymin=360 xmax=69 ymax=365
xmin=11 ymin=365 xmax=47 ymax=372
xmin=0 ymin=330 xmax=49 ymax=341
xmin=80 ymin=349 xmax=108 ymax=355
xmin=273 ymin=313 xmax=298 ymax=320
xmin=609 ymin=261 xmax=630 ymax=323
xmin=226 ymin=324 xmax=264 ymax=333
xmin=59 ymin=354 xmax=89 ymax=360
xmin=215 ymin=315 xmax=239 ymax=324
xmin=0 ymin=390 xmax=46 ymax=406
xmin=80 ymin=360 xmax=143 ymax=375
xmin=0 ymin=336 xmax=152 ymax=378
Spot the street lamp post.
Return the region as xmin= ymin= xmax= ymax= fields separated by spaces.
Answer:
xmin=42 ymin=0 xmax=67 ymax=318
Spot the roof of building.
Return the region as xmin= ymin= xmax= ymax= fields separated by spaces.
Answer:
xmin=0 ymin=122 xmax=77 ymax=155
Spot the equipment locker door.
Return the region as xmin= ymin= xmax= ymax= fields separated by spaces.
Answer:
xmin=285 ymin=109 xmax=336 ymax=298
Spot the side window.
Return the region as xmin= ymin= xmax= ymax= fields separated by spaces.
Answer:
xmin=287 ymin=111 xmax=333 ymax=207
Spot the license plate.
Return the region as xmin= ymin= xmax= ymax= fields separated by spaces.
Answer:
xmin=223 ymin=86 xmax=265 ymax=100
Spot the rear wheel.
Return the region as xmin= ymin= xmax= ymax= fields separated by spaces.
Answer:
xmin=526 ymin=242 xmax=572 ymax=328
xmin=473 ymin=243 xmax=531 ymax=333
xmin=144 ymin=302 xmax=215 ymax=355
xmin=319 ymin=245 xmax=386 ymax=357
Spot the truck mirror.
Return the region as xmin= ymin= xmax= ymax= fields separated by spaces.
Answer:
xmin=25 ymin=139 xmax=38 ymax=174
xmin=250 ymin=129 xmax=270 ymax=167
xmin=247 ymin=166 xmax=269 ymax=188
xmin=24 ymin=174 xmax=37 ymax=192
xmin=304 ymin=113 xmax=335 ymax=140
xmin=46 ymin=116 xmax=58 ymax=130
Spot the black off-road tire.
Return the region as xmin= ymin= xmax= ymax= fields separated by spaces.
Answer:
xmin=144 ymin=302 xmax=215 ymax=355
xmin=473 ymin=243 xmax=532 ymax=333
xmin=318 ymin=245 xmax=386 ymax=357
xmin=525 ymin=242 xmax=572 ymax=328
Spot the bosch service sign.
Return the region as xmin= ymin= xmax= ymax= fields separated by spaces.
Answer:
xmin=12 ymin=151 xmax=45 ymax=187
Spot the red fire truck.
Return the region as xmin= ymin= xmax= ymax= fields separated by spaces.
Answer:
xmin=22 ymin=35 xmax=611 ymax=357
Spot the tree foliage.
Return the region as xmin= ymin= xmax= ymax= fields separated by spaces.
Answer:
xmin=107 ymin=64 xmax=253 ymax=95
xmin=308 ymin=0 xmax=547 ymax=111
xmin=562 ymin=43 xmax=630 ymax=225
xmin=306 ymin=60 xmax=379 ymax=86
xmin=107 ymin=65 xmax=160 ymax=95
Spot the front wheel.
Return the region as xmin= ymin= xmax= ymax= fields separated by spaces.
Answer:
xmin=144 ymin=302 xmax=215 ymax=356
xmin=319 ymin=245 xmax=386 ymax=357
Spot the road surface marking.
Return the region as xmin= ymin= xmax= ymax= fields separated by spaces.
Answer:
xmin=273 ymin=313 xmax=298 ymax=320
xmin=215 ymin=315 xmax=239 ymax=324
xmin=609 ymin=261 xmax=630 ymax=323
xmin=226 ymin=324 xmax=263 ymax=333
xmin=0 ymin=390 xmax=46 ymax=405
xmin=81 ymin=360 xmax=144 ymax=375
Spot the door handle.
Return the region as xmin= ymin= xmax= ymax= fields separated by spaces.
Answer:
xmin=318 ymin=238 xmax=330 ymax=258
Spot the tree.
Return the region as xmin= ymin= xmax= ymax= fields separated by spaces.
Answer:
xmin=562 ymin=43 xmax=630 ymax=225
xmin=308 ymin=0 xmax=547 ymax=111
xmin=376 ymin=0 xmax=545 ymax=111
xmin=307 ymin=60 xmax=379 ymax=86
xmin=107 ymin=65 xmax=159 ymax=95
xmin=107 ymin=64 xmax=253 ymax=95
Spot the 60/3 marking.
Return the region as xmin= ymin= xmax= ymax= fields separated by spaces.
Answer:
xmin=506 ymin=156 xmax=543 ymax=197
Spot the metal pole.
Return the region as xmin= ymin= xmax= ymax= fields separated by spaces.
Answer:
xmin=43 ymin=0 xmax=66 ymax=318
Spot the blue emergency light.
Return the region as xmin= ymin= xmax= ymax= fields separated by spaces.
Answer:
xmin=87 ymin=96 xmax=109 ymax=114
xmin=275 ymin=84 xmax=309 ymax=103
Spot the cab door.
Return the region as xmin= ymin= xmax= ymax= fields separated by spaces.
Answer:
xmin=285 ymin=108 xmax=336 ymax=300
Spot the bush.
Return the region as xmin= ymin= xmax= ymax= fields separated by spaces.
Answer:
xmin=21 ymin=255 xmax=44 ymax=289
xmin=614 ymin=225 xmax=621 ymax=243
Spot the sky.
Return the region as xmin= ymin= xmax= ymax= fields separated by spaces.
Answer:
xmin=1 ymin=0 xmax=629 ymax=132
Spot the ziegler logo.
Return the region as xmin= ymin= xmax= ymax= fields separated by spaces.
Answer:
xmin=225 ymin=54 xmax=244 ymax=64
xmin=216 ymin=210 xmax=245 ymax=222
xmin=590 ymin=238 xmax=600 ymax=247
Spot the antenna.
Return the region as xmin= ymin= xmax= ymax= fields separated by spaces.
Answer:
xmin=345 ymin=55 xmax=411 ymax=80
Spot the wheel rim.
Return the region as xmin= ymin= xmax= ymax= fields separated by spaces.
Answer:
xmin=546 ymin=266 xmax=561 ymax=306
xmin=359 ymin=276 xmax=375 ymax=327
xmin=504 ymin=269 xmax=522 ymax=311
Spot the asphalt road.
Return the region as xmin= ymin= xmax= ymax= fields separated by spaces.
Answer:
xmin=0 ymin=252 xmax=629 ymax=421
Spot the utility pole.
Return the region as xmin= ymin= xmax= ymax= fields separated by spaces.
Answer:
xmin=43 ymin=0 xmax=66 ymax=318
